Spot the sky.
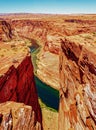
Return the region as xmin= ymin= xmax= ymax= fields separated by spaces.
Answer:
xmin=0 ymin=0 xmax=96 ymax=14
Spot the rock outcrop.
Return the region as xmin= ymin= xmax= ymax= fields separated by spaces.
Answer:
xmin=0 ymin=55 xmax=42 ymax=129
xmin=0 ymin=18 xmax=43 ymax=129
xmin=0 ymin=19 xmax=12 ymax=41
xmin=44 ymin=35 xmax=61 ymax=55
xmin=59 ymin=33 xmax=96 ymax=130
xmin=0 ymin=101 xmax=41 ymax=130
xmin=37 ymin=51 xmax=59 ymax=90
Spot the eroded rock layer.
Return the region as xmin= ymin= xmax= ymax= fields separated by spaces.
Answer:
xmin=0 ymin=56 xmax=42 ymax=128
xmin=59 ymin=33 xmax=96 ymax=130
xmin=37 ymin=51 xmax=59 ymax=90
xmin=4 ymin=14 xmax=96 ymax=90
xmin=0 ymin=19 xmax=12 ymax=41
xmin=0 ymin=101 xmax=41 ymax=130
xmin=0 ymin=18 xmax=43 ymax=130
xmin=9 ymin=15 xmax=96 ymax=43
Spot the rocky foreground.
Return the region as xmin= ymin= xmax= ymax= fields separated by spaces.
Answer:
xmin=0 ymin=51 xmax=42 ymax=129
xmin=59 ymin=33 xmax=96 ymax=130
xmin=0 ymin=101 xmax=41 ymax=130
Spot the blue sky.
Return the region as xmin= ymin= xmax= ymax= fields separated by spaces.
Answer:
xmin=0 ymin=0 xmax=96 ymax=14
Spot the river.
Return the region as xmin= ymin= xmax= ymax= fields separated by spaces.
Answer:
xmin=30 ymin=41 xmax=59 ymax=111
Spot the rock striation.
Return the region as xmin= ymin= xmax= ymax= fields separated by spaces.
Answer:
xmin=59 ymin=33 xmax=96 ymax=130
xmin=44 ymin=35 xmax=61 ymax=55
xmin=11 ymin=20 xmax=48 ymax=44
xmin=0 ymin=19 xmax=12 ymax=41
xmin=0 ymin=101 xmax=41 ymax=130
xmin=8 ymin=15 xmax=96 ymax=90
xmin=0 ymin=18 xmax=42 ymax=130
xmin=10 ymin=15 xmax=96 ymax=45
xmin=37 ymin=51 xmax=59 ymax=90
xmin=0 ymin=55 xmax=42 ymax=130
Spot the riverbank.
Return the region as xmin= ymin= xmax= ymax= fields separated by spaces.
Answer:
xmin=32 ymin=40 xmax=59 ymax=90
xmin=39 ymin=98 xmax=58 ymax=130
xmin=30 ymin=41 xmax=59 ymax=110
xmin=31 ymin=40 xmax=59 ymax=89
xmin=36 ymin=50 xmax=59 ymax=90
xmin=30 ymin=40 xmax=59 ymax=130
xmin=35 ymin=76 xmax=59 ymax=110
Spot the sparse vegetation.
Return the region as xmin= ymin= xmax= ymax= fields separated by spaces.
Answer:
xmin=93 ymin=32 xmax=96 ymax=36
xmin=11 ymin=44 xmax=16 ymax=48
xmin=84 ymin=35 xmax=92 ymax=39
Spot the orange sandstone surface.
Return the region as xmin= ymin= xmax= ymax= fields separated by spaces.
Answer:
xmin=0 ymin=101 xmax=41 ymax=130
xmin=59 ymin=33 xmax=96 ymax=130
xmin=0 ymin=44 xmax=43 ymax=129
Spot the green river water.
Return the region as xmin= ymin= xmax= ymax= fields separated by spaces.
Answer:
xmin=30 ymin=43 xmax=59 ymax=111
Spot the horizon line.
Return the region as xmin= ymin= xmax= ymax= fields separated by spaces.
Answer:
xmin=0 ymin=12 xmax=96 ymax=15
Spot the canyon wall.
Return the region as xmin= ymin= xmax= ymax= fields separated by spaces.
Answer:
xmin=37 ymin=35 xmax=61 ymax=89
xmin=0 ymin=55 xmax=42 ymax=130
xmin=59 ymin=33 xmax=96 ymax=130
xmin=0 ymin=101 xmax=41 ymax=130
xmin=0 ymin=19 xmax=12 ymax=41
xmin=0 ymin=19 xmax=43 ymax=129
xmin=10 ymin=17 xmax=96 ymax=45
xmin=8 ymin=17 xmax=96 ymax=90
xmin=11 ymin=20 xmax=48 ymax=43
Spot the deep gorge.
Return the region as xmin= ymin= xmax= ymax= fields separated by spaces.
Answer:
xmin=0 ymin=15 xmax=96 ymax=130
xmin=30 ymin=41 xmax=59 ymax=110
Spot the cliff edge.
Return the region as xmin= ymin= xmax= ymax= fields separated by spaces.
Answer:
xmin=59 ymin=33 xmax=96 ymax=130
xmin=0 ymin=19 xmax=12 ymax=41
xmin=0 ymin=56 xmax=42 ymax=125
xmin=0 ymin=20 xmax=42 ymax=129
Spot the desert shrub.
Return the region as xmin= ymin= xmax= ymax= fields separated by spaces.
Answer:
xmin=11 ymin=44 xmax=16 ymax=48
xmin=1 ymin=54 xmax=4 ymax=57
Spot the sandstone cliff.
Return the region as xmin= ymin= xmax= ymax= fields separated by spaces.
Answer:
xmin=0 ymin=38 xmax=42 ymax=129
xmin=0 ymin=55 xmax=42 ymax=129
xmin=0 ymin=19 xmax=12 ymax=41
xmin=44 ymin=35 xmax=61 ymax=55
xmin=10 ymin=15 xmax=96 ymax=43
xmin=11 ymin=20 xmax=48 ymax=44
xmin=59 ymin=33 xmax=96 ymax=130
xmin=0 ymin=101 xmax=41 ymax=130
xmin=37 ymin=51 xmax=59 ymax=90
